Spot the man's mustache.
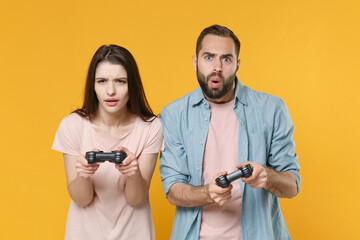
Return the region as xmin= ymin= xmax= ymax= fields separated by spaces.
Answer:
xmin=206 ymin=72 xmax=224 ymax=81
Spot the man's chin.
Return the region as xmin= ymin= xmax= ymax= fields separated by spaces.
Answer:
xmin=204 ymin=89 xmax=225 ymax=99
xmin=208 ymin=83 xmax=224 ymax=91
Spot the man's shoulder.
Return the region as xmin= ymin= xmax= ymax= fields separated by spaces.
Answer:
xmin=244 ymin=86 xmax=285 ymax=109
xmin=243 ymin=86 xmax=292 ymax=127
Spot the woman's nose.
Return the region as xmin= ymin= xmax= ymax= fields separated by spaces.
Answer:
xmin=107 ymin=83 xmax=116 ymax=96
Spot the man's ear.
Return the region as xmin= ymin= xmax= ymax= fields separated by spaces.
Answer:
xmin=192 ymin=55 xmax=197 ymax=71
xmin=236 ymin=58 xmax=241 ymax=73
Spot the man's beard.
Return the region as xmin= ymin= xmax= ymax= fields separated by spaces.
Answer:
xmin=197 ymin=68 xmax=236 ymax=99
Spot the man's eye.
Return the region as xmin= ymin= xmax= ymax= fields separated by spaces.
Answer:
xmin=205 ymin=56 xmax=212 ymax=60
xmin=223 ymin=58 xmax=231 ymax=62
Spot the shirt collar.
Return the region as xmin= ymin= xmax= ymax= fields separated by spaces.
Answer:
xmin=190 ymin=77 xmax=248 ymax=106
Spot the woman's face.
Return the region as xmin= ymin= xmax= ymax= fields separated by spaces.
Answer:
xmin=94 ymin=61 xmax=129 ymax=115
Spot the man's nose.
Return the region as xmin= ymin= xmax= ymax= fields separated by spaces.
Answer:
xmin=213 ymin=59 xmax=222 ymax=73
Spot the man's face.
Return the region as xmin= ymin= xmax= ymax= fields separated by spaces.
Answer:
xmin=193 ymin=34 xmax=240 ymax=103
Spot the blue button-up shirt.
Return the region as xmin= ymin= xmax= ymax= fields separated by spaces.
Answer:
xmin=159 ymin=79 xmax=300 ymax=240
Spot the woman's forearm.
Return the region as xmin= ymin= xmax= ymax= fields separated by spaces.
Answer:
xmin=67 ymin=174 xmax=95 ymax=207
xmin=123 ymin=171 xmax=149 ymax=206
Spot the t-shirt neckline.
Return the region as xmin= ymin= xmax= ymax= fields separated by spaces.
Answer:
xmin=86 ymin=115 xmax=139 ymax=141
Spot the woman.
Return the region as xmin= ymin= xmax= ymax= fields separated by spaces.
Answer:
xmin=52 ymin=45 xmax=163 ymax=239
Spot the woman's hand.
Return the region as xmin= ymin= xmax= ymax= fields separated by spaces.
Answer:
xmin=114 ymin=146 xmax=139 ymax=177
xmin=75 ymin=155 xmax=100 ymax=179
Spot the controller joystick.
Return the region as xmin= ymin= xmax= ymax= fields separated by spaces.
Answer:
xmin=85 ymin=151 xmax=127 ymax=165
xmin=215 ymin=164 xmax=253 ymax=188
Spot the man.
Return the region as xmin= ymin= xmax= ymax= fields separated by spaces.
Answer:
xmin=159 ymin=25 xmax=300 ymax=240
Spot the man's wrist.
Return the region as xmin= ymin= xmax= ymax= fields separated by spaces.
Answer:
xmin=263 ymin=166 xmax=272 ymax=191
xmin=204 ymin=184 xmax=215 ymax=205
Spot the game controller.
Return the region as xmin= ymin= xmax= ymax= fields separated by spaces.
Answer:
xmin=85 ymin=151 xmax=127 ymax=165
xmin=215 ymin=164 xmax=253 ymax=188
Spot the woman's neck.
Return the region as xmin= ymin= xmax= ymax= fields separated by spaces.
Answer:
xmin=91 ymin=107 xmax=134 ymax=128
xmin=90 ymin=108 xmax=137 ymax=139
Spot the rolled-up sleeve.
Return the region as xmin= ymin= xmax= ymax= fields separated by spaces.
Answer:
xmin=268 ymin=98 xmax=301 ymax=194
xmin=159 ymin=107 xmax=190 ymax=197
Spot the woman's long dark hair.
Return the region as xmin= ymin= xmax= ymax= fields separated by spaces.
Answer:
xmin=74 ymin=45 xmax=155 ymax=121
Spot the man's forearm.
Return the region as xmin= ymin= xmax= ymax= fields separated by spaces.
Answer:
xmin=167 ymin=182 xmax=213 ymax=207
xmin=264 ymin=168 xmax=298 ymax=198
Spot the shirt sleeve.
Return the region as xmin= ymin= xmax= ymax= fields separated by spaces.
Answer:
xmin=51 ymin=114 xmax=82 ymax=156
xmin=141 ymin=117 xmax=164 ymax=154
xmin=268 ymin=98 xmax=301 ymax=194
xmin=159 ymin=107 xmax=190 ymax=197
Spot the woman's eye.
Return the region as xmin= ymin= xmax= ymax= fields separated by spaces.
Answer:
xmin=97 ymin=79 xmax=106 ymax=83
xmin=116 ymin=79 xmax=127 ymax=84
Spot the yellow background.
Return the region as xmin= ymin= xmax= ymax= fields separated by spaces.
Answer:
xmin=1 ymin=0 xmax=359 ymax=239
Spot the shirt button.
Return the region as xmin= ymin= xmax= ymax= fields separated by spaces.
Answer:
xmin=205 ymin=118 xmax=208 ymax=121
xmin=197 ymin=166 xmax=200 ymax=170
xmin=200 ymin=141 xmax=203 ymax=145
xmin=192 ymin=214 xmax=196 ymax=219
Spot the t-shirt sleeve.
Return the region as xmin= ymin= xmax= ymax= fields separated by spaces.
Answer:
xmin=51 ymin=114 xmax=82 ymax=156
xmin=141 ymin=117 xmax=164 ymax=155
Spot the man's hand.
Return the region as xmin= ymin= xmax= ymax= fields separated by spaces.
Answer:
xmin=237 ymin=161 xmax=298 ymax=198
xmin=208 ymin=172 xmax=233 ymax=206
xmin=238 ymin=161 xmax=267 ymax=189
xmin=166 ymin=172 xmax=234 ymax=208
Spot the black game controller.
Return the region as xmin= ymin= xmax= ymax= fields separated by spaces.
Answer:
xmin=85 ymin=151 xmax=127 ymax=165
xmin=215 ymin=164 xmax=253 ymax=188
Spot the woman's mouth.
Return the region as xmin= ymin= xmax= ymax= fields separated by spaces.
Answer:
xmin=105 ymin=98 xmax=119 ymax=107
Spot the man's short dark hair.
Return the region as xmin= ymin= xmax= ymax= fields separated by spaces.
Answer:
xmin=196 ymin=25 xmax=241 ymax=57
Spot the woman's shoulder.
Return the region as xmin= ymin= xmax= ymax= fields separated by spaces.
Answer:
xmin=134 ymin=116 xmax=163 ymax=140
xmin=67 ymin=112 xmax=88 ymax=121
xmin=133 ymin=116 xmax=163 ymax=152
xmin=58 ymin=112 xmax=88 ymax=130
xmin=137 ymin=116 xmax=162 ymax=130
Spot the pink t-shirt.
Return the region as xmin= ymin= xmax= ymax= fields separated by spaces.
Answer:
xmin=52 ymin=113 xmax=163 ymax=240
xmin=199 ymin=100 xmax=242 ymax=240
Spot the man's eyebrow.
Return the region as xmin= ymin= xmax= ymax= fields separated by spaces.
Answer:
xmin=201 ymin=52 xmax=216 ymax=57
xmin=222 ymin=54 xmax=235 ymax=59
xmin=201 ymin=52 xmax=235 ymax=59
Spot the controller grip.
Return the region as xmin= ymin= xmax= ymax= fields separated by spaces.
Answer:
xmin=215 ymin=164 xmax=253 ymax=188
xmin=226 ymin=169 xmax=246 ymax=182
xmin=227 ymin=164 xmax=253 ymax=181
xmin=85 ymin=151 xmax=97 ymax=164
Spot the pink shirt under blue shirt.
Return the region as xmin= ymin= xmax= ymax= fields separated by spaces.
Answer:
xmin=52 ymin=113 xmax=163 ymax=240
xmin=199 ymin=99 xmax=241 ymax=239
